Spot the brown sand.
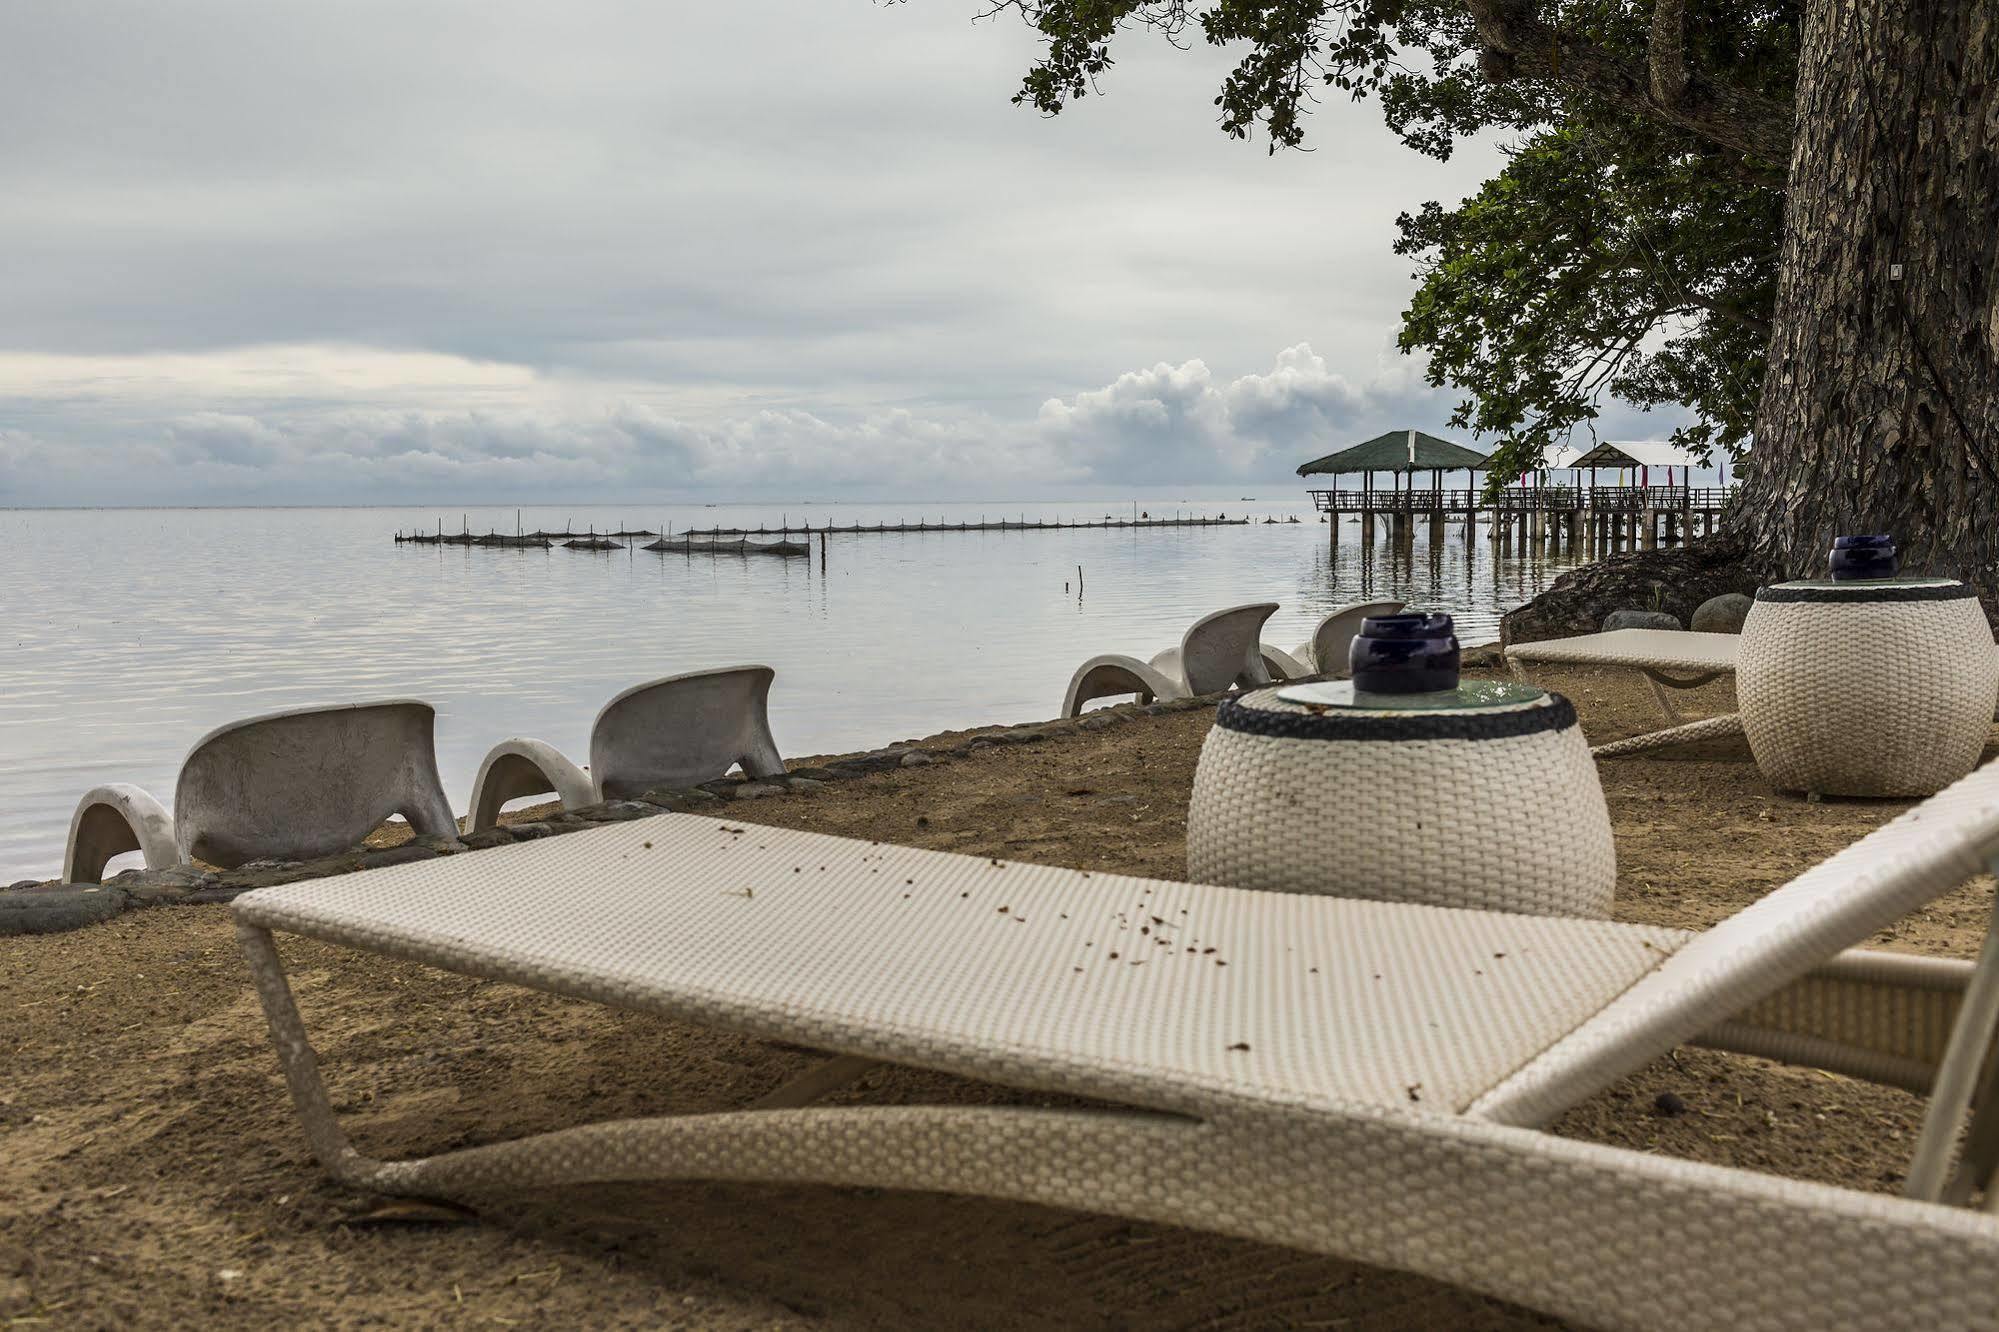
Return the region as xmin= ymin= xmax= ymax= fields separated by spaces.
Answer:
xmin=4 ymin=666 xmax=1988 ymax=1329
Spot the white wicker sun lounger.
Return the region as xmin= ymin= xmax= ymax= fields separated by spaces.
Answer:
xmin=238 ymin=760 xmax=1999 ymax=1329
xmin=1506 ymin=628 xmax=1746 ymax=757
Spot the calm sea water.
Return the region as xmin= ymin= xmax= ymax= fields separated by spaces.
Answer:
xmin=0 ymin=499 xmax=1584 ymax=880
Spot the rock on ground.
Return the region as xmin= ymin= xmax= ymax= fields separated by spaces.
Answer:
xmin=1602 ymin=608 xmax=1683 ymax=632
xmin=1691 ymin=592 xmax=1754 ymax=633
xmin=0 ymin=885 xmax=126 ymax=935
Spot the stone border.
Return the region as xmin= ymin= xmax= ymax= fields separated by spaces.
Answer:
xmin=0 ymin=694 xmax=1222 ymax=937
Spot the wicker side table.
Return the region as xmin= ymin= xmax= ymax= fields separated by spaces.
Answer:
xmin=1739 ymin=578 xmax=1998 ymax=798
xmin=1186 ymin=681 xmax=1615 ymax=919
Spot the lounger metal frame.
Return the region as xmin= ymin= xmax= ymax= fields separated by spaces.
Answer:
xmin=1505 ymin=629 xmax=1745 ymax=757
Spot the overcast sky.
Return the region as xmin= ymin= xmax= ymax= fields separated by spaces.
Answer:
xmin=0 ymin=1 xmax=1677 ymax=506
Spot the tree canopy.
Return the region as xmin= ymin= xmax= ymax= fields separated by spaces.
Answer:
xmin=982 ymin=0 xmax=1799 ymax=486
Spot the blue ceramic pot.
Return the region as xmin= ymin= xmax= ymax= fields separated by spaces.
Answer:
xmin=1829 ymin=533 xmax=1898 ymax=581
xmin=1350 ymin=613 xmax=1461 ymax=693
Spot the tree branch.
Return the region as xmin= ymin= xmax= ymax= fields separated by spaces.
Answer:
xmin=1465 ymin=0 xmax=1794 ymax=162
xmin=1648 ymin=0 xmax=1689 ymax=107
xmin=1678 ymin=290 xmax=1774 ymax=338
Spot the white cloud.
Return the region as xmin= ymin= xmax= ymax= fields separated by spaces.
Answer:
xmin=1032 ymin=342 xmax=1436 ymax=480
xmin=0 ymin=340 xmax=1472 ymax=504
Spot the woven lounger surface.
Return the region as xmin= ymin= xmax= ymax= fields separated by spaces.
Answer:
xmin=236 ymin=815 xmax=1687 ymax=1116
xmin=233 ymin=772 xmax=1999 ymax=1330
xmin=1504 ymin=628 xmax=1741 ymax=673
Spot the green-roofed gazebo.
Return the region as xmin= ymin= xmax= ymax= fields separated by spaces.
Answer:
xmin=1296 ymin=428 xmax=1491 ymax=513
xmin=1296 ymin=429 xmax=1491 ymax=478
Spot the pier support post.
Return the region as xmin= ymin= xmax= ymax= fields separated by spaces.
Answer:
xmin=1428 ymin=510 xmax=1444 ymax=545
xmin=1641 ymin=508 xmax=1659 ymax=549
xmin=1361 ymin=511 xmax=1375 ymax=544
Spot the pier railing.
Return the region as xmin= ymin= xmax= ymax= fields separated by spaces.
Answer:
xmin=1309 ymin=485 xmax=1734 ymax=516
xmin=1492 ymin=488 xmax=1582 ymax=513
xmin=1306 ymin=487 xmax=1590 ymax=514
xmin=1587 ymin=487 xmax=1653 ymax=512
xmin=1308 ymin=488 xmax=1486 ymax=513
xmin=1588 ymin=486 xmax=1734 ymax=512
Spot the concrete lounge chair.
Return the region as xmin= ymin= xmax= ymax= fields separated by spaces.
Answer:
xmin=1259 ymin=599 xmax=1406 ymax=680
xmin=63 ymin=700 xmax=458 ymax=883
xmin=239 ymin=760 xmax=1999 ymax=1329
xmin=1506 ymin=628 xmax=1747 ymax=756
xmin=1062 ymin=603 xmax=1278 ymax=718
xmin=466 ymin=665 xmax=782 ymax=832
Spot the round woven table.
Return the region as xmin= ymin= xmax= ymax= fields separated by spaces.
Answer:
xmin=1186 ymin=681 xmax=1615 ymax=919
xmin=1739 ymin=577 xmax=1998 ymax=797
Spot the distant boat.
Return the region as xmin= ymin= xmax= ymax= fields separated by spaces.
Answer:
xmin=1239 ymin=496 xmax=1257 ymax=501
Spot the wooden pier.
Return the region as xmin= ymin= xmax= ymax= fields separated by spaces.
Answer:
xmin=674 ymin=516 xmax=1248 ymax=537
xmin=1306 ymin=485 xmax=1732 ymax=553
xmin=395 ymin=514 xmax=1250 ymax=545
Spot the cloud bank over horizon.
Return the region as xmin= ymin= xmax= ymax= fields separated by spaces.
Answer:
xmin=0 ymin=340 xmax=1490 ymax=504
xmin=0 ymin=2 xmax=1682 ymax=506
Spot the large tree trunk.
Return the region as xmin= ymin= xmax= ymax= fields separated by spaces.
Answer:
xmin=1502 ymin=0 xmax=1998 ymax=646
xmin=1731 ymin=0 xmax=1999 ymax=595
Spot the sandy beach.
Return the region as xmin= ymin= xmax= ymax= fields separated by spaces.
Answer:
xmin=5 ymin=662 xmax=1987 ymax=1330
